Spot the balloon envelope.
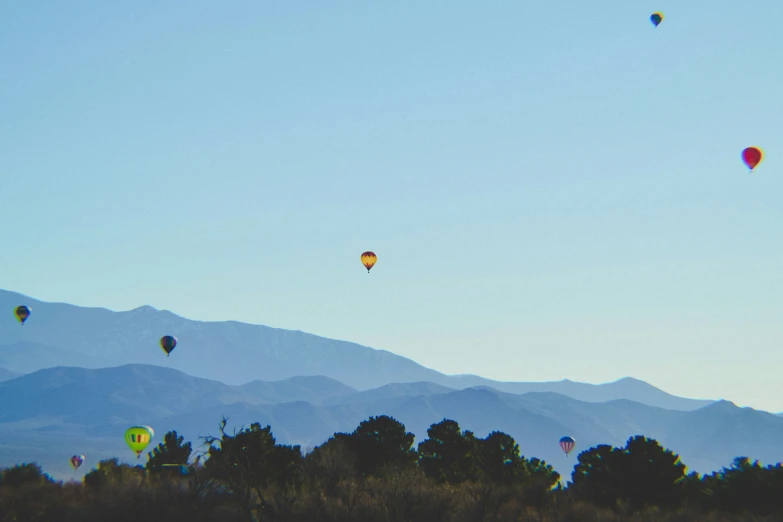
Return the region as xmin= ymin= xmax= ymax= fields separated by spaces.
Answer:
xmin=160 ymin=335 xmax=177 ymax=356
xmin=650 ymin=12 xmax=663 ymax=26
xmin=361 ymin=251 xmax=377 ymax=273
xmin=125 ymin=426 xmax=154 ymax=458
xmin=742 ymin=147 xmax=764 ymax=170
xmin=15 ymin=305 xmax=31 ymax=325
xmin=70 ymin=455 xmax=85 ymax=470
xmin=559 ymin=436 xmax=576 ymax=455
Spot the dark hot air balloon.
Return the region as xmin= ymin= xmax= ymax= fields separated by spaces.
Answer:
xmin=651 ymin=12 xmax=663 ymax=27
xmin=15 ymin=305 xmax=31 ymax=325
xmin=160 ymin=335 xmax=177 ymax=356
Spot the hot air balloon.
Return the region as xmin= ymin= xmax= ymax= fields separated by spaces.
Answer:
xmin=70 ymin=455 xmax=85 ymax=470
xmin=361 ymin=251 xmax=377 ymax=273
xmin=160 ymin=335 xmax=177 ymax=356
xmin=742 ymin=147 xmax=764 ymax=171
xmin=559 ymin=436 xmax=576 ymax=456
xmin=15 ymin=305 xmax=31 ymax=325
xmin=125 ymin=426 xmax=154 ymax=458
xmin=651 ymin=12 xmax=663 ymax=27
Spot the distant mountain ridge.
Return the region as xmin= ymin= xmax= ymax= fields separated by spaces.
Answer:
xmin=0 ymin=367 xmax=21 ymax=382
xmin=238 ymin=376 xmax=357 ymax=405
xmin=0 ymin=364 xmax=778 ymax=483
xmin=0 ymin=289 xmax=715 ymax=412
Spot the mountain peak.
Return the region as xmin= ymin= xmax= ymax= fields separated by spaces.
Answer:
xmin=700 ymin=399 xmax=738 ymax=411
xmin=613 ymin=376 xmax=645 ymax=383
xmin=128 ymin=305 xmax=158 ymax=313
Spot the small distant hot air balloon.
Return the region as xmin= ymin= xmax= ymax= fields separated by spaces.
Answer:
xmin=742 ymin=147 xmax=764 ymax=171
xmin=125 ymin=426 xmax=154 ymax=458
xmin=559 ymin=436 xmax=576 ymax=456
xmin=70 ymin=455 xmax=85 ymax=470
xmin=15 ymin=305 xmax=31 ymax=325
xmin=361 ymin=251 xmax=377 ymax=273
xmin=650 ymin=12 xmax=663 ymax=27
xmin=160 ymin=335 xmax=177 ymax=356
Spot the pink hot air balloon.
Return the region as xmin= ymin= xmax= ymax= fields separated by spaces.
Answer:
xmin=559 ymin=436 xmax=576 ymax=456
xmin=70 ymin=454 xmax=85 ymax=470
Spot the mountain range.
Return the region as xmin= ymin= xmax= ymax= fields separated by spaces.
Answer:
xmin=0 ymin=289 xmax=712 ymax=411
xmin=0 ymin=289 xmax=779 ymax=484
xmin=1 ymin=364 xmax=781 ymax=484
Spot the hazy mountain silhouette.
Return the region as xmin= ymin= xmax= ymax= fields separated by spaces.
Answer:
xmin=238 ymin=375 xmax=357 ymax=405
xmin=457 ymin=377 xmax=713 ymax=412
xmin=0 ymin=365 xmax=778 ymax=482
xmin=0 ymin=341 xmax=112 ymax=373
xmin=323 ymin=381 xmax=457 ymax=406
xmin=0 ymin=367 xmax=21 ymax=382
xmin=0 ymin=289 xmax=447 ymax=389
xmin=0 ymin=364 xmax=263 ymax=429
xmin=0 ymin=289 xmax=714 ymax=411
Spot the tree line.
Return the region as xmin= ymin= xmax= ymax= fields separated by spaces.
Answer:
xmin=1 ymin=415 xmax=781 ymax=521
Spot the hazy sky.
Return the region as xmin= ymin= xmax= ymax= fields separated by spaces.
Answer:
xmin=2 ymin=1 xmax=782 ymax=412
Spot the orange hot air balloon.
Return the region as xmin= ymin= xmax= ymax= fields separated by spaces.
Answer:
xmin=361 ymin=251 xmax=377 ymax=273
xmin=742 ymin=147 xmax=764 ymax=171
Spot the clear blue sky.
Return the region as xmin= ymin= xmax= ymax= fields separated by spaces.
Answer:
xmin=2 ymin=1 xmax=782 ymax=412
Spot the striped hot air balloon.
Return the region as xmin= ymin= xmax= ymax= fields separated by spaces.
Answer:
xmin=125 ymin=426 xmax=154 ymax=458
xmin=559 ymin=436 xmax=576 ymax=456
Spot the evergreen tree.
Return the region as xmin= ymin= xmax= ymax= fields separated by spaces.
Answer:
xmin=0 ymin=463 xmax=52 ymax=489
xmin=83 ymin=458 xmax=145 ymax=491
xmin=571 ymin=436 xmax=687 ymax=511
xmin=418 ymin=419 xmax=482 ymax=483
xmin=342 ymin=415 xmax=417 ymax=476
xmin=146 ymin=430 xmax=192 ymax=474
xmin=204 ymin=417 xmax=303 ymax=520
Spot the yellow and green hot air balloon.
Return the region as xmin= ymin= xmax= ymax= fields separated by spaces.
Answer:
xmin=125 ymin=426 xmax=154 ymax=458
